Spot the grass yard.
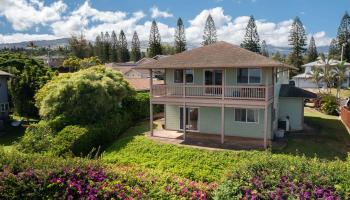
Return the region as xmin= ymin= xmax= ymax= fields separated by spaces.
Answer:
xmin=102 ymin=107 xmax=350 ymax=183
xmin=306 ymin=88 xmax=350 ymax=99
xmin=275 ymin=107 xmax=350 ymax=160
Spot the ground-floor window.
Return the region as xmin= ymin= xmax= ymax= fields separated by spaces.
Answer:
xmin=234 ymin=108 xmax=259 ymax=123
xmin=0 ymin=103 xmax=9 ymax=112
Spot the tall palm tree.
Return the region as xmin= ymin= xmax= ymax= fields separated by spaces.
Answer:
xmin=333 ymin=61 xmax=348 ymax=98
xmin=318 ymin=54 xmax=334 ymax=93
xmin=311 ymin=67 xmax=324 ymax=93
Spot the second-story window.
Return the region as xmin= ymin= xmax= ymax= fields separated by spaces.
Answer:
xmin=185 ymin=69 xmax=194 ymax=83
xmin=174 ymin=69 xmax=183 ymax=83
xmin=174 ymin=69 xmax=193 ymax=83
xmin=237 ymin=68 xmax=261 ymax=84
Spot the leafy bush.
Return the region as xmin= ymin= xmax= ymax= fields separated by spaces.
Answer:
xmin=320 ymin=93 xmax=338 ymax=115
xmin=17 ymin=121 xmax=55 ymax=153
xmin=122 ymin=92 xmax=150 ymax=121
xmin=51 ymin=125 xmax=89 ymax=156
xmin=35 ymin=66 xmax=131 ymax=124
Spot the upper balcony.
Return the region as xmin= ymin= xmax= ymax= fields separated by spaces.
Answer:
xmin=152 ymin=84 xmax=274 ymax=101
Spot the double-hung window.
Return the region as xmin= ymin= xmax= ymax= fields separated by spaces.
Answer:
xmin=174 ymin=69 xmax=193 ymax=83
xmin=234 ymin=108 xmax=259 ymax=123
xmin=237 ymin=68 xmax=261 ymax=84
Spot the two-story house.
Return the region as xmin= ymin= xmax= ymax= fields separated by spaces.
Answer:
xmin=140 ymin=42 xmax=316 ymax=148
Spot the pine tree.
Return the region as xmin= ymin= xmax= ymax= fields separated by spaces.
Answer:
xmin=111 ymin=30 xmax=119 ymax=62
xmin=131 ymin=31 xmax=141 ymax=62
xmin=307 ymin=36 xmax=318 ymax=62
xmin=329 ymin=39 xmax=339 ymax=59
xmin=118 ymin=30 xmax=130 ymax=62
xmin=174 ymin=18 xmax=186 ymax=53
xmin=261 ymin=40 xmax=269 ymax=57
xmin=288 ymin=17 xmax=307 ymax=73
xmin=336 ymin=12 xmax=350 ymax=61
xmin=103 ymin=32 xmax=111 ymax=62
xmin=241 ymin=15 xmax=260 ymax=53
xmin=202 ymin=14 xmax=217 ymax=46
xmin=94 ymin=35 xmax=103 ymax=60
xmin=148 ymin=20 xmax=162 ymax=57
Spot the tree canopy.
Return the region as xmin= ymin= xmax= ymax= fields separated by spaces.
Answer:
xmin=35 ymin=66 xmax=132 ymax=124
xmin=241 ymin=15 xmax=260 ymax=53
xmin=0 ymin=53 xmax=55 ymax=118
xmin=307 ymin=36 xmax=318 ymax=62
xmin=288 ymin=17 xmax=307 ymax=73
xmin=148 ymin=20 xmax=162 ymax=57
xmin=131 ymin=31 xmax=141 ymax=62
xmin=175 ymin=18 xmax=186 ymax=53
xmin=202 ymin=14 xmax=217 ymax=46
xmin=261 ymin=40 xmax=269 ymax=57
xmin=118 ymin=30 xmax=130 ymax=62
xmin=336 ymin=12 xmax=350 ymax=61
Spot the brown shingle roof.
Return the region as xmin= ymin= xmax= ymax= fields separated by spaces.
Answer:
xmin=139 ymin=41 xmax=296 ymax=69
xmin=126 ymin=78 xmax=163 ymax=91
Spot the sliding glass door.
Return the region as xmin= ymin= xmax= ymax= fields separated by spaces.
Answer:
xmin=179 ymin=107 xmax=199 ymax=131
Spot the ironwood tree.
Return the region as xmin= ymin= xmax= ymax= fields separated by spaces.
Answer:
xmin=174 ymin=18 xmax=186 ymax=53
xmin=111 ymin=30 xmax=119 ymax=62
xmin=148 ymin=20 xmax=162 ymax=57
xmin=336 ymin=12 xmax=350 ymax=61
xmin=118 ymin=30 xmax=130 ymax=62
xmin=307 ymin=36 xmax=318 ymax=62
xmin=202 ymin=14 xmax=217 ymax=46
xmin=131 ymin=31 xmax=141 ymax=62
xmin=261 ymin=40 xmax=269 ymax=57
xmin=241 ymin=15 xmax=260 ymax=53
xmin=288 ymin=17 xmax=307 ymax=74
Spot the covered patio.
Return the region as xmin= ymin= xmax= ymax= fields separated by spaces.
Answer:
xmin=148 ymin=122 xmax=286 ymax=150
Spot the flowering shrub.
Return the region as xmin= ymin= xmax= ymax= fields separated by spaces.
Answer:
xmin=214 ymin=154 xmax=350 ymax=199
xmin=0 ymin=149 xmax=217 ymax=199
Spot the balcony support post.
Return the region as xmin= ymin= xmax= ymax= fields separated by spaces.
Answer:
xmin=264 ymin=104 xmax=268 ymax=149
xmin=149 ymin=69 xmax=153 ymax=136
xmin=221 ymin=68 xmax=225 ymax=144
xmin=183 ymin=69 xmax=186 ymax=140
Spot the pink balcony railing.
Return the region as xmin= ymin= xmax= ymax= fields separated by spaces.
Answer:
xmin=152 ymin=84 xmax=274 ymax=100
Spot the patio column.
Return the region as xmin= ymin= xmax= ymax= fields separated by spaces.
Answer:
xmin=221 ymin=104 xmax=225 ymax=144
xmin=183 ymin=69 xmax=186 ymax=140
xmin=149 ymin=69 xmax=153 ymax=136
xmin=221 ymin=68 xmax=225 ymax=144
xmin=263 ymin=104 xmax=268 ymax=149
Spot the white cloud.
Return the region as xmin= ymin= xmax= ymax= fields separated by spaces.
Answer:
xmin=0 ymin=3 xmax=332 ymax=48
xmin=150 ymin=6 xmax=173 ymax=18
xmin=0 ymin=33 xmax=59 ymax=44
xmin=0 ymin=0 xmax=67 ymax=31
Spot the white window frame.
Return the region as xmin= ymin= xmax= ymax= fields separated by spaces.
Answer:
xmin=237 ymin=68 xmax=262 ymax=85
xmin=234 ymin=108 xmax=259 ymax=123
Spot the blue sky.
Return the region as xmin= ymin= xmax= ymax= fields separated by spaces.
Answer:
xmin=0 ymin=0 xmax=348 ymax=47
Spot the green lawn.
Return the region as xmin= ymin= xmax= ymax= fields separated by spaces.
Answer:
xmin=102 ymin=107 xmax=350 ymax=182
xmin=274 ymin=107 xmax=350 ymax=160
xmin=306 ymin=88 xmax=350 ymax=99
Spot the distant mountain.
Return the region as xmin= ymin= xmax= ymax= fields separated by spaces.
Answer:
xmin=0 ymin=38 xmax=330 ymax=55
xmin=0 ymin=38 xmax=70 ymax=49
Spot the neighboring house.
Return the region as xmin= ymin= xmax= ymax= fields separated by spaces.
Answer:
xmin=293 ymin=60 xmax=350 ymax=89
xmin=140 ymin=41 xmax=316 ymax=148
xmin=106 ymin=58 xmax=163 ymax=91
xmin=0 ymin=70 xmax=13 ymax=119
